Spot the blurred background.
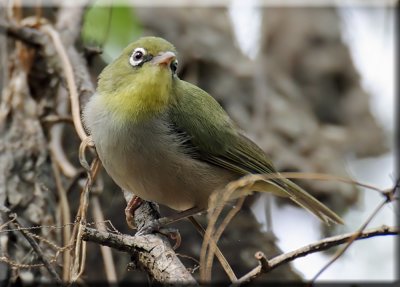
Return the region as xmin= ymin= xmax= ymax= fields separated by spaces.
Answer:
xmin=0 ymin=0 xmax=396 ymax=284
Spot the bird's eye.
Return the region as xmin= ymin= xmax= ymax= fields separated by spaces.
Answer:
xmin=129 ymin=47 xmax=147 ymax=66
xmin=170 ymin=59 xmax=178 ymax=74
xmin=133 ymin=51 xmax=143 ymax=60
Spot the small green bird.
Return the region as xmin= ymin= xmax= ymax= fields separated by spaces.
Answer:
xmin=83 ymin=37 xmax=343 ymax=230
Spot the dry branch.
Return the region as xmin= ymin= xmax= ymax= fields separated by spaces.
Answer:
xmin=234 ymin=225 xmax=398 ymax=285
xmin=0 ymin=19 xmax=44 ymax=46
xmin=311 ymin=189 xmax=395 ymax=282
xmin=82 ymin=227 xmax=197 ymax=284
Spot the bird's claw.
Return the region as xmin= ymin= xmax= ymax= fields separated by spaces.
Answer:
xmin=125 ymin=195 xmax=143 ymax=229
xmin=135 ymin=218 xmax=163 ymax=236
xmin=136 ymin=219 xmax=181 ymax=249
xmin=159 ymin=228 xmax=181 ymax=250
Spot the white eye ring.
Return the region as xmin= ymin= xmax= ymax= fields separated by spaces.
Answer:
xmin=129 ymin=47 xmax=147 ymax=66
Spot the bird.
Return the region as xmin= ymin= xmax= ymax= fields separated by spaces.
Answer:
xmin=83 ymin=36 xmax=343 ymax=232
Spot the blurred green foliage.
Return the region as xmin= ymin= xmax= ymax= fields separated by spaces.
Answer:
xmin=81 ymin=2 xmax=142 ymax=62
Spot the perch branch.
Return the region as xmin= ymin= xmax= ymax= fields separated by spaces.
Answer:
xmin=120 ymin=195 xmax=197 ymax=284
xmin=81 ymin=227 xmax=196 ymax=284
xmin=233 ymin=225 xmax=398 ymax=285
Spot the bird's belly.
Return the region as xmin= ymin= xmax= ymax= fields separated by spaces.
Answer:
xmin=94 ymin=118 xmax=236 ymax=211
xmin=105 ymin=153 xmax=229 ymax=210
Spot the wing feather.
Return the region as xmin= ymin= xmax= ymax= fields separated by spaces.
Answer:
xmin=169 ymin=79 xmax=343 ymax=225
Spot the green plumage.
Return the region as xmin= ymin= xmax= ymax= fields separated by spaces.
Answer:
xmin=85 ymin=36 xmax=344 ymax=225
xmin=169 ymin=80 xmax=343 ymax=225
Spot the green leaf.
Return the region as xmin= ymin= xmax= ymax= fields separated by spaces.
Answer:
xmin=82 ymin=1 xmax=142 ymax=62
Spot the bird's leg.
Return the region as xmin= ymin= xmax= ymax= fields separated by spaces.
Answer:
xmin=136 ymin=206 xmax=205 ymax=236
xmin=125 ymin=195 xmax=143 ymax=229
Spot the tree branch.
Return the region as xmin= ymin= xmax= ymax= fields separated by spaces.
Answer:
xmin=234 ymin=225 xmax=398 ymax=285
xmin=0 ymin=19 xmax=44 ymax=46
xmin=81 ymin=226 xmax=197 ymax=284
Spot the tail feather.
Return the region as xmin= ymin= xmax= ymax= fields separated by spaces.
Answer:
xmin=283 ymin=179 xmax=344 ymax=225
xmin=252 ymin=178 xmax=344 ymax=225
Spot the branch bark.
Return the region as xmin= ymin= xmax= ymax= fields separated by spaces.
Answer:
xmin=0 ymin=19 xmax=44 ymax=46
xmin=234 ymin=225 xmax=398 ymax=285
xmin=82 ymin=227 xmax=197 ymax=284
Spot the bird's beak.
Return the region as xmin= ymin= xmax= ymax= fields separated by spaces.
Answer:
xmin=151 ymin=51 xmax=176 ymax=66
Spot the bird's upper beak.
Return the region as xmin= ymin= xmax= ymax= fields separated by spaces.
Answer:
xmin=151 ymin=51 xmax=176 ymax=66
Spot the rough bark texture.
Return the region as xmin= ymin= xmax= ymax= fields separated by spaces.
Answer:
xmin=0 ymin=22 xmax=58 ymax=285
xmin=82 ymin=226 xmax=197 ymax=284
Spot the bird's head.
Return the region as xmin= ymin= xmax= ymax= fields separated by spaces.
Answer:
xmin=97 ymin=37 xmax=178 ymax=122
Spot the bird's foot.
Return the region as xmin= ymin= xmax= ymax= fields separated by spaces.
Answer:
xmin=133 ymin=206 xmax=204 ymax=249
xmin=135 ymin=206 xmax=204 ymax=235
xmin=160 ymin=228 xmax=181 ymax=250
xmin=136 ymin=218 xmax=181 ymax=249
xmin=135 ymin=217 xmax=169 ymax=235
xmin=125 ymin=195 xmax=143 ymax=229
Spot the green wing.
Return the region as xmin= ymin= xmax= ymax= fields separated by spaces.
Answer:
xmin=169 ymin=79 xmax=343 ymax=225
xmin=170 ymin=79 xmax=274 ymax=174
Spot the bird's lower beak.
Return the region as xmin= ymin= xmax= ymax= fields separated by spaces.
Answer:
xmin=151 ymin=51 xmax=176 ymax=66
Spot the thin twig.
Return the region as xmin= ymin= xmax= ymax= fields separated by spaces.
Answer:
xmin=50 ymin=158 xmax=72 ymax=281
xmin=188 ymin=216 xmax=237 ymax=282
xmin=204 ymin=196 xmax=245 ymax=282
xmin=42 ymin=115 xmax=73 ymax=125
xmin=233 ymin=225 xmax=398 ymax=285
xmin=311 ymin=198 xmax=391 ymax=282
xmin=0 ymin=214 xmax=17 ymax=231
xmin=200 ymin=179 xmax=241 ymax=281
xmin=40 ymin=24 xmax=87 ymax=141
xmin=91 ymin=196 xmax=118 ymax=282
xmin=49 ymin=86 xmax=79 ymax=178
xmin=311 ymin=179 xmax=398 ymax=281
xmin=254 ymin=251 xmax=270 ymax=272
xmin=70 ymin=157 xmax=100 ymax=282
xmin=3 ymin=210 xmax=64 ymax=286
xmin=203 ymin=171 xmax=391 ymax=283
